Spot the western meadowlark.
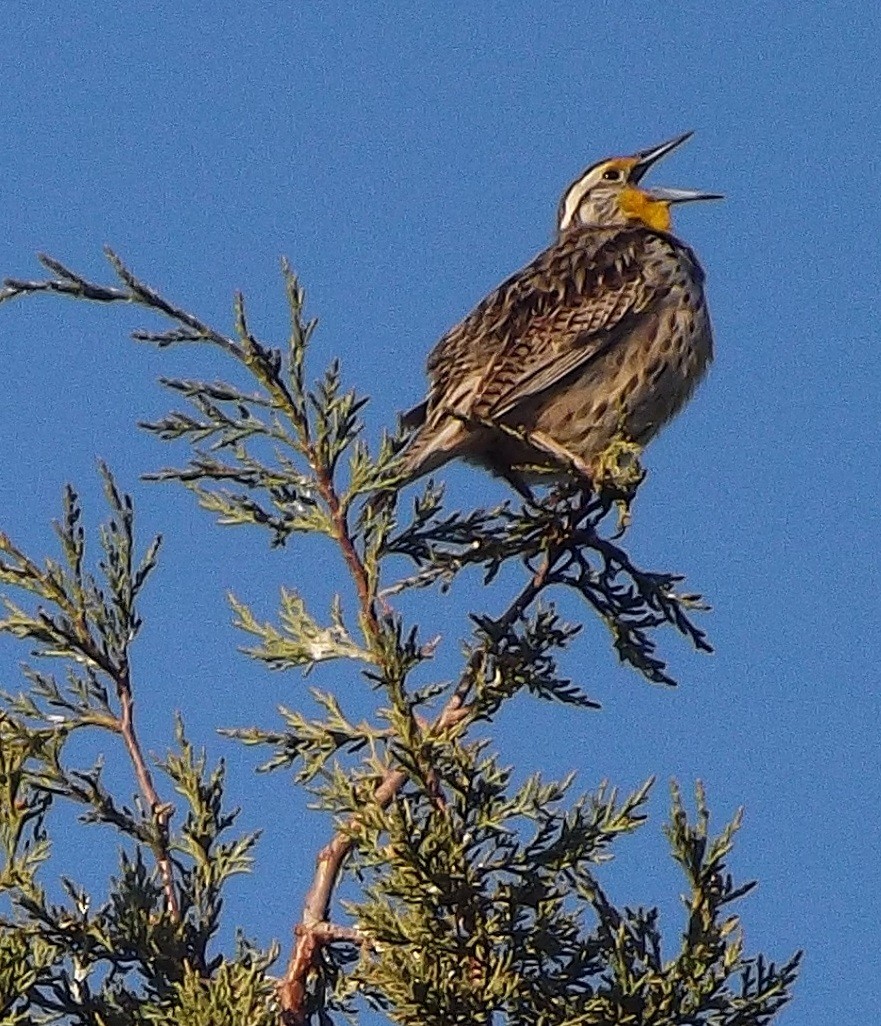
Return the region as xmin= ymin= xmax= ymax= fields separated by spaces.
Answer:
xmin=398 ymin=132 xmax=721 ymax=496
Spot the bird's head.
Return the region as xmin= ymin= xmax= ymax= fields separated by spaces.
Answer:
xmin=557 ymin=131 xmax=722 ymax=234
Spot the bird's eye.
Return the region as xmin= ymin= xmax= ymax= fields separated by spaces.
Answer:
xmin=602 ymin=168 xmax=622 ymax=181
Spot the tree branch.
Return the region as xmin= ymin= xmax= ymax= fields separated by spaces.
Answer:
xmin=277 ymin=552 xmax=554 ymax=1023
xmin=116 ymin=671 xmax=180 ymax=922
xmin=312 ymin=461 xmax=380 ymax=644
xmin=2 ymin=250 xmax=244 ymax=359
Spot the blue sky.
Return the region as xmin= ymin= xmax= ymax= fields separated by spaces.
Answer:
xmin=1 ymin=3 xmax=879 ymax=1021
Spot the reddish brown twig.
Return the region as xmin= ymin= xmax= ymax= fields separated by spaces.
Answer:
xmin=278 ymin=693 xmax=471 ymax=1023
xmin=0 ymin=530 xmax=181 ymax=922
xmin=277 ymin=550 xmax=553 ymax=1023
xmin=71 ymin=636 xmax=181 ymax=922
xmin=116 ymin=670 xmax=180 ymax=921
xmin=314 ymin=463 xmax=380 ymax=642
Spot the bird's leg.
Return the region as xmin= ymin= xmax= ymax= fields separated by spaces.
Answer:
xmin=491 ymin=461 xmax=536 ymax=503
xmin=468 ymin=415 xmax=584 ymax=505
xmin=458 ymin=414 xmax=535 ymax=502
xmin=526 ymin=430 xmax=595 ymax=484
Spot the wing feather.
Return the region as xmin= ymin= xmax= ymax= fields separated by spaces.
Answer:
xmin=422 ymin=227 xmax=670 ymax=424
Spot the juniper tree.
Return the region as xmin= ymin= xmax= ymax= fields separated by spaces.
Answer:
xmin=0 ymin=253 xmax=800 ymax=1025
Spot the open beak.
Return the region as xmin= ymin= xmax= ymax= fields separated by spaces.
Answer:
xmin=629 ymin=132 xmax=723 ymax=203
xmin=644 ymin=185 xmax=724 ymax=204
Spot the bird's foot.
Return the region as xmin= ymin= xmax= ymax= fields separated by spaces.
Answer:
xmin=591 ymin=439 xmax=646 ymax=535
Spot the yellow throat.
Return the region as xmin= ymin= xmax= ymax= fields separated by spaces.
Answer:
xmin=618 ymin=186 xmax=672 ymax=232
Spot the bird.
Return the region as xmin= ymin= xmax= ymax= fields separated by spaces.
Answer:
xmin=397 ymin=131 xmax=721 ymax=498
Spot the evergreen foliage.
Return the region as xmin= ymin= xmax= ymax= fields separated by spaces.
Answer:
xmin=0 ymin=253 xmax=800 ymax=1024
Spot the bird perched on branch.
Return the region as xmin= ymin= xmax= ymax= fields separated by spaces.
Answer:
xmin=398 ymin=132 xmax=721 ymax=497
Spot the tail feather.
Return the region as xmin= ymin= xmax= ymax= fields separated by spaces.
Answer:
xmin=400 ymin=415 xmax=464 ymax=483
xmin=400 ymin=400 xmax=428 ymax=432
xmin=367 ymin=404 xmax=458 ymax=513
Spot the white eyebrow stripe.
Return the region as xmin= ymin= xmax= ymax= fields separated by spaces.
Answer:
xmin=559 ymin=170 xmax=596 ymax=230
